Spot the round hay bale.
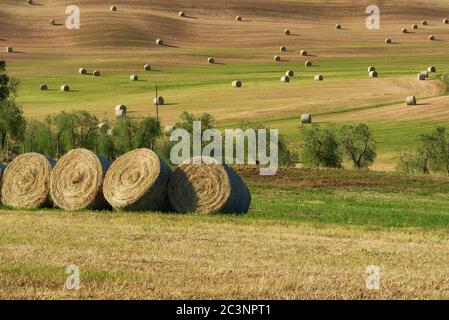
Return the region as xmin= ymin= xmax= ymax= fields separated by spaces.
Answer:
xmin=168 ymin=159 xmax=251 ymax=214
xmin=336 ymin=24 xmax=342 ymax=29
xmin=444 ymin=18 xmax=449 ymax=24
xmin=50 ymin=149 xmax=111 ymax=211
xmin=280 ymin=46 xmax=286 ymax=52
xmin=385 ymin=38 xmax=392 ymax=44
xmin=27 ymin=0 xmax=33 ymax=4
xmin=6 ymin=47 xmax=13 ymax=53
xmin=164 ymin=125 xmax=176 ymax=134
xmin=1 ymin=153 xmax=55 ymax=209
xmin=305 ymin=61 xmax=312 ymax=67
xmin=428 ymin=66 xmax=436 ymax=73
xmin=300 ymin=50 xmax=308 ymax=56
xmin=232 ymin=80 xmax=242 ymax=88
xmin=429 ymin=35 xmax=435 ymax=41
xmin=79 ymin=67 xmax=87 ymax=75
xmin=281 ymin=76 xmax=290 ymax=83
xmin=418 ymin=72 xmax=427 ymax=80
xmin=179 ymin=11 xmax=185 ymax=17
xmin=130 ymin=74 xmax=138 ymax=81
xmin=98 ymin=122 xmax=109 ymax=134
xmin=93 ymin=70 xmax=101 ymax=77
xmin=412 ymin=24 xmax=418 ymax=30
xmin=314 ymin=74 xmax=323 ymax=81
xmin=156 ymin=38 xmax=164 ymax=46
xmin=49 ymin=19 xmax=56 ymax=26
xmin=40 ymin=84 xmax=48 ymax=91
xmin=103 ymin=149 xmax=172 ymax=211
xmin=301 ymin=114 xmax=312 ymax=124
xmin=208 ymin=57 xmax=214 ymax=64
xmin=107 ymin=128 xmax=115 ymax=137
xmin=144 ymin=64 xmax=151 ymax=71
xmin=284 ymin=29 xmax=290 ymax=35
xmin=274 ymin=55 xmax=281 ymax=62
xmin=368 ymin=66 xmax=376 ymax=72
xmin=406 ymin=96 xmax=417 ymax=105
xmin=60 ymin=84 xmax=70 ymax=92
xmin=369 ymin=71 xmax=378 ymax=78
xmin=115 ymin=104 xmax=126 ymax=118
xmin=422 ymin=20 xmax=428 ymax=26
xmin=402 ymin=28 xmax=408 ymax=33
xmin=236 ymin=16 xmax=242 ymax=22
xmin=153 ymin=96 xmax=164 ymax=105
xmin=286 ymin=70 xmax=294 ymax=77
xmin=110 ymin=6 xmax=117 ymax=12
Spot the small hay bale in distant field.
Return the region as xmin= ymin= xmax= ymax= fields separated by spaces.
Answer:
xmin=236 ymin=16 xmax=242 ymax=22
xmin=208 ymin=57 xmax=214 ymax=64
xmin=385 ymin=38 xmax=392 ymax=44
xmin=280 ymin=46 xmax=286 ymax=52
xmin=107 ymin=128 xmax=115 ymax=136
xmin=27 ymin=0 xmax=33 ymax=4
xmin=412 ymin=24 xmax=418 ymax=30
xmin=153 ymin=96 xmax=164 ymax=105
xmin=418 ymin=72 xmax=427 ymax=80
xmin=144 ymin=64 xmax=151 ymax=71
xmin=164 ymin=125 xmax=176 ymax=134
xmin=401 ymin=28 xmax=408 ymax=33
xmin=40 ymin=84 xmax=48 ymax=91
xmin=93 ymin=70 xmax=101 ymax=77
xmin=110 ymin=6 xmax=117 ymax=12
xmin=300 ymin=50 xmax=308 ymax=56
xmin=130 ymin=74 xmax=138 ymax=81
xmin=301 ymin=114 xmax=312 ymax=124
xmin=1 ymin=153 xmax=55 ymax=209
xmin=115 ymin=104 xmax=126 ymax=118
xmin=286 ymin=70 xmax=294 ymax=77
xmin=368 ymin=66 xmax=376 ymax=72
xmin=60 ymin=84 xmax=70 ymax=91
xmin=284 ymin=29 xmax=290 ymax=35
xmin=314 ymin=74 xmax=323 ymax=81
xmin=422 ymin=20 xmax=428 ymax=26
xmin=168 ymin=158 xmax=251 ymax=214
xmin=6 ymin=47 xmax=13 ymax=53
xmin=305 ymin=61 xmax=312 ymax=67
xmin=335 ymin=24 xmax=342 ymax=29
xmin=179 ymin=11 xmax=185 ymax=17
xmin=406 ymin=96 xmax=417 ymax=105
xmin=369 ymin=71 xmax=378 ymax=78
xmin=103 ymin=149 xmax=172 ymax=211
xmin=428 ymin=66 xmax=436 ymax=73
xmin=281 ymin=75 xmax=290 ymax=83
xmin=79 ymin=67 xmax=87 ymax=75
xmin=50 ymin=149 xmax=111 ymax=211
xmin=274 ymin=55 xmax=281 ymax=62
xmin=429 ymin=35 xmax=435 ymax=41
xmin=98 ymin=122 xmax=109 ymax=134
xmin=49 ymin=19 xmax=56 ymax=25
xmin=444 ymin=18 xmax=449 ymax=24
xmin=156 ymin=39 xmax=164 ymax=46
xmin=232 ymin=80 xmax=242 ymax=88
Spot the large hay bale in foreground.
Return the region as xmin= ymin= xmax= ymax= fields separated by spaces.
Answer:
xmin=115 ymin=104 xmax=126 ymax=118
xmin=168 ymin=159 xmax=251 ymax=214
xmin=144 ymin=64 xmax=151 ymax=71
xmin=406 ymin=96 xmax=417 ymax=105
xmin=79 ymin=68 xmax=87 ymax=75
xmin=50 ymin=149 xmax=110 ymax=211
xmin=60 ymin=84 xmax=70 ymax=91
xmin=301 ymin=114 xmax=312 ymax=124
xmin=153 ymin=96 xmax=164 ymax=105
xmin=103 ymin=149 xmax=172 ymax=211
xmin=1 ymin=153 xmax=55 ymax=209
xmin=232 ymin=80 xmax=242 ymax=88
xmin=40 ymin=84 xmax=48 ymax=91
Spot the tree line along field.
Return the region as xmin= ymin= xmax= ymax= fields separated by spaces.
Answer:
xmin=2 ymin=0 xmax=449 ymax=299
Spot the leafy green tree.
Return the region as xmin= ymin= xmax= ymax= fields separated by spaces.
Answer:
xmin=23 ymin=119 xmax=53 ymax=155
xmin=300 ymin=125 xmax=342 ymax=168
xmin=113 ymin=117 xmax=140 ymax=154
xmin=136 ymin=116 xmax=162 ymax=150
xmin=339 ymin=123 xmax=376 ymax=169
